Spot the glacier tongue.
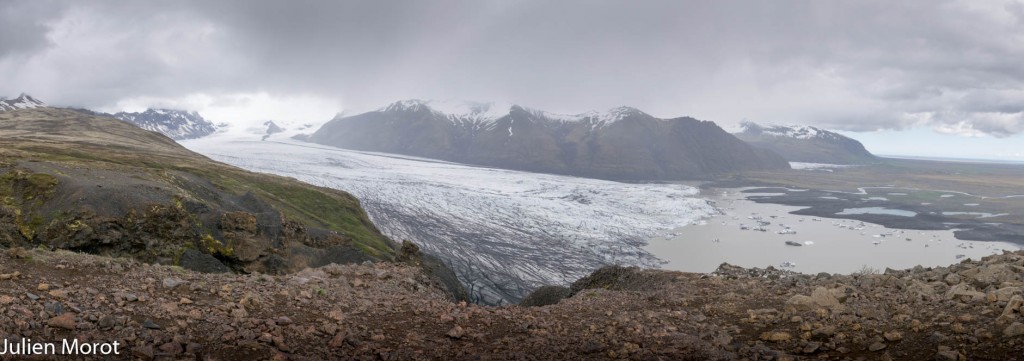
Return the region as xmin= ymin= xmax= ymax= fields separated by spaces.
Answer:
xmin=182 ymin=137 xmax=717 ymax=305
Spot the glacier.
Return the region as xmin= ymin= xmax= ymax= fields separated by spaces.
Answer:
xmin=182 ymin=136 xmax=717 ymax=305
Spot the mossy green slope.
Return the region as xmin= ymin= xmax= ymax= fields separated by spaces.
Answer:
xmin=0 ymin=107 xmax=395 ymax=272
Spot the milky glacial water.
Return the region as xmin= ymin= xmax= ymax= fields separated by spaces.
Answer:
xmin=646 ymin=189 xmax=1020 ymax=274
xmin=837 ymin=207 xmax=917 ymax=217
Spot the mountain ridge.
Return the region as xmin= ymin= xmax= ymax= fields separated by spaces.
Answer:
xmin=735 ymin=121 xmax=878 ymax=164
xmin=0 ymin=94 xmax=218 ymax=140
xmin=111 ymin=108 xmax=218 ymax=140
xmin=0 ymin=93 xmax=46 ymax=111
xmin=309 ymin=100 xmax=790 ymax=180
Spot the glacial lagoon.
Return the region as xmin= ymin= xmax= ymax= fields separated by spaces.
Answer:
xmin=647 ymin=189 xmax=1020 ymax=274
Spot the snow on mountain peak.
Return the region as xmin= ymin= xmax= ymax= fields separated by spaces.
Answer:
xmin=113 ymin=108 xmax=216 ymax=140
xmin=0 ymin=93 xmax=47 ymax=111
xmin=600 ymin=106 xmax=647 ymax=121
xmin=740 ymin=121 xmax=834 ymax=140
xmin=548 ymin=106 xmax=650 ymax=127
xmin=382 ymin=99 xmax=516 ymax=124
xmin=379 ymin=100 xmax=653 ymax=129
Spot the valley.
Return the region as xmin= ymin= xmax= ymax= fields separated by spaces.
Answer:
xmin=183 ymin=137 xmax=717 ymax=305
xmin=5 ymin=2 xmax=1024 ymax=358
xmin=185 ymin=129 xmax=1024 ymax=307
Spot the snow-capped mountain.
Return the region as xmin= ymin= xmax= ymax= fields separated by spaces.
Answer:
xmin=308 ymin=100 xmax=790 ymax=180
xmin=380 ymin=99 xmax=646 ymax=130
xmin=0 ymin=94 xmax=46 ymax=111
xmin=735 ymin=122 xmax=877 ymax=164
xmin=738 ymin=122 xmax=847 ymax=141
xmin=112 ymin=109 xmax=217 ymax=140
xmin=183 ymin=136 xmax=717 ymax=305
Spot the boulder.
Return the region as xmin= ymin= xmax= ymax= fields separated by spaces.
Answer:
xmin=787 ymin=287 xmax=842 ymax=312
xmin=969 ymin=264 xmax=1019 ymax=287
xmin=1004 ymin=322 xmax=1024 ymax=337
xmin=179 ymin=249 xmax=231 ymax=273
xmin=990 ymin=287 xmax=1021 ymax=303
xmin=811 ymin=287 xmax=841 ymax=308
xmin=997 ymin=295 xmax=1024 ymax=323
xmin=945 ymin=283 xmax=985 ymax=301
xmin=759 ymin=331 xmax=792 ymax=342
xmin=785 ymin=295 xmax=817 ymax=312
xmin=907 ymin=279 xmax=937 ymax=300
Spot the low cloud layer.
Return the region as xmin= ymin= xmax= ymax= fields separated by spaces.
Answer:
xmin=2 ymin=0 xmax=1023 ymax=137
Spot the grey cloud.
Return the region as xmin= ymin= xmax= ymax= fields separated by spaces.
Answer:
xmin=0 ymin=1 xmax=63 ymax=57
xmin=1 ymin=0 xmax=1024 ymax=137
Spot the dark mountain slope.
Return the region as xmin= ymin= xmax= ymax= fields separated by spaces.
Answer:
xmin=308 ymin=101 xmax=790 ymax=180
xmin=735 ymin=122 xmax=878 ymax=164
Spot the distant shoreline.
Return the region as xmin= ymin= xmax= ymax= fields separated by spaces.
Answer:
xmin=878 ymin=155 xmax=1024 ymax=165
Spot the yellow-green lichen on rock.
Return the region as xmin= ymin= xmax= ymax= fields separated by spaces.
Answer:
xmin=201 ymin=233 xmax=234 ymax=257
xmin=0 ymin=169 xmax=59 ymax=241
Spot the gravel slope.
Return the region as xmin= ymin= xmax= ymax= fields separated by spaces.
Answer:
xmin=5 ymin=246 xmax=1024 ymax=360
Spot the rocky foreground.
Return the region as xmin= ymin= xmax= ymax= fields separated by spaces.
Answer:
xmin=4 ymin=248 xmax=1024 ymax=360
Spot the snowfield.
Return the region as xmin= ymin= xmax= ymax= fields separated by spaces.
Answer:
xmin=789 ymin=162 xmax=861 ymax=170
xmin=183 ymin=136 xmax=717 ymax=304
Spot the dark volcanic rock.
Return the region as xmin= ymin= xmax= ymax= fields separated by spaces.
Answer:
xmin=179 ymin=249 xmax=231 ymax=273
xmin=519 ymin=285 xmax=571 ymax=307
xmin=569 ymin=265 xmax=675 ymax=295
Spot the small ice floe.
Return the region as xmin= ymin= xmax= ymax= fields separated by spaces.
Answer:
xmin=785 ymin=241 xmax=804 ymax=247
xmin=712 ymin=238 xmax=720 ymax=243
xmin=777 ymin=229 xmax=797 ymax=235
xmin=803 ymin=241 xmax=815 ymax=246
xmin=955 ymin=254 xmax=966 ymax=259
xmin=779 ymin=261 xmax=797 ymax=268
xmin=872 ymin=240 xmax=882 ymax=245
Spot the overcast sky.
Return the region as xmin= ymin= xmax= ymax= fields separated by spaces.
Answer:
xmin=2 ymin=0 xmax=1023 ymax=159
